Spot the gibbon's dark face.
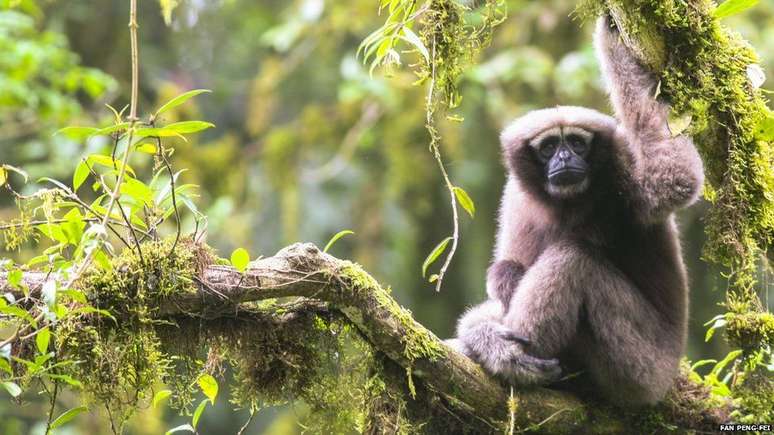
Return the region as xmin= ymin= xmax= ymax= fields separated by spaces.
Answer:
xmin=528 ymin=126 xmax=593 ymax=198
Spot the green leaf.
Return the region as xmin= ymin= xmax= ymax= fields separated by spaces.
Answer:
xmin=134 ymin=127 xmax=188 ymax=141
xmin=136 ymin=142 xmax=158 ymax=154
xmin=2 ymin=381 xmax=21 ymax=398
xmin=230 ymin=248 xmax=250 ymax=274
xmin=198 ymin=373 xmax=218 ymax=403
xmin=163 ymin=121 xmax=215 ymax=134
xmin=0 ymin=358 xmax=11 ymax=374
xmin=7 ymin=269 xmax=23 ymax=290
xmin=55 ymin=126 xmax=99 ymax=139
xmin=691 ymin=359 xmax=717 ymax=372
xmin=711 ymin=349 xmax=743 ymax=377
xmin=153 ymin=389 xmax=172 ymax=408
xmin=453 ymin=186 xmax=475 ymax=218
xmin=36 ymin=327 xmax=50 ymax=354
xmin=159 ymin=0 xmax=180 ymax=25
xmin=93 ymin=122 xmax=131 ymax=137
xmin=714 ymin=0 xmax=759 ymax=18
xmin=755 ymin=113 xmax=774 ymax=140
xmin=155 ymin=89 xmax=212 ymax=117
xmin=399 ymin=26 xmax=429 ymax=61
xmin=73 ymin=160 xmax=90 ymax=191
xmin=192 ymin=398 xmax=209 ymax=428
xmin=50 ymin=406 xmax=88 ymax=429
xmin=323 ymin=230 xmax=355 ymax=253
xmin=165 ymin=424 xmax=195 ymax=434
xmin=1 ymin=165 xmax=28 ymax=183
xmin=422 ymin=237 xmax=452 ymax=278
xmin=0 ymin=306 xmax=37 ymax=327
xmin=48 ymin=374 xmax=82 ymax=388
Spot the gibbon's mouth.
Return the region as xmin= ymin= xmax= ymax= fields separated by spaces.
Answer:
xmin=547 ymin=168 xmax=586 ymax=186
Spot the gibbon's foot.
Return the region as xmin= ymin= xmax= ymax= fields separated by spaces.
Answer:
xmin=454 ymin=322 xmax=561 ymax=386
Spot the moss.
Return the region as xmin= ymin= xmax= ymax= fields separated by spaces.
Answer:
xmin=731 ymin=370 xmax=774 ymax=424
xmin=338 ymin=261 xmax=445 ymax=365
xmin=725 ymin=310 xmax=774 ymax=350
xmin=578 ymin=0 xmax=773 ymax=356
xmin=53 ymin=237 xmax=214 ymax=428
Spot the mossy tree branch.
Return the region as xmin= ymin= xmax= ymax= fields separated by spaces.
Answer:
xmin=588 ymin=0 xmax=773 ymax=310
xmin=1 ymin=243 xmax=732 ymax=432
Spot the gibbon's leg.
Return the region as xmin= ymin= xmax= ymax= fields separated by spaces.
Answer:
xmin=486 ymin=259 xmax=525 ymax=311
xmin=501 ymin=242 xmax=585 ymax=360
xmin=595 ymin=17 xmax=703 ymax=223
xmin=446 ymin=298 xmax=562 ymax=386
xmin=574 ymin=252 xmax=682 ymax=405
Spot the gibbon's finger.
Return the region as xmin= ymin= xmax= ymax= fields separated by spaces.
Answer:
xmin=513 ymin=353 xmax=561 ymax=375
xmin=498 ymin=331 xmax=531 ymax=347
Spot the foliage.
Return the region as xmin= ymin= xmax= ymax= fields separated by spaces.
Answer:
xmin=360 ymin=0 xmax=506 ymax=291
xmin=0 ymin=0 xmax=773 ymax=432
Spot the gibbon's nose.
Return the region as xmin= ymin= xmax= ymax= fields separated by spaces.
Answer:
xmin=548 ymin=169 xmax=586 ymax=186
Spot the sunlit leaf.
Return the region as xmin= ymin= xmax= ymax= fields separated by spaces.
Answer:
xmin=1 ymin=165 xmax=28 ymax=183
xmin=453 ymin=186 xmax=475 ymax=218
xmin=2 ymin=381 xmax=21 ymax=398
xmin=714 ymin=0 xmax=759 ymax=18
xmin=50 ymin=406 xmax=88 ymax=429
xmin=155 ymin=89 xmax=212 ymax=117
xmin=198 ymin=373 xmax=218 ymax=403
xmin=711 ymin=349 xmax=743 ymax=377
xmin=134 ymin=127 xmax=187 ymax=141
xmin=159 ymin=0 xmax=180 ymax=25
xmin=136 ymin=142 xmax=158 ymax=154
xmin=323 ymin=230 xmax=355 ymax=253
xmin=36 ymin=327 xmax=50 ymax=354
xmin=755 ymin=113 xmax=774 ymax=140
xmin=153 ymin=389 xmax=172 ymax=408
xmin=55 ymin=126 xmax=99 ymax=139
xmin=422 ymin=237 xmax=452 ymax=278
xmin=230 ymin=248 xmax=250 ymax=274
xmin=163 ymin=121 xmax=215 ymax=134
xmin=73 ymin=160 xmax=90 ymax=191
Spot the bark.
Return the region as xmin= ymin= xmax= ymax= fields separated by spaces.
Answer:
xmin=0 ymin=243 xmax=732 ymax=433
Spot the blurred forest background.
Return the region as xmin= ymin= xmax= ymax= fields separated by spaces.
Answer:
xmin=0 ymin=0 xmax=772 ymax=433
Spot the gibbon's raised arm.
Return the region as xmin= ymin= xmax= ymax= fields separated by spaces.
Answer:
xmin=594 ymin=17 xmax=704 ymax=223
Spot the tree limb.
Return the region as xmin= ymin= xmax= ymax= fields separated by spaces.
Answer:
xmin=0 ymin=243 xmax=732 ymax=432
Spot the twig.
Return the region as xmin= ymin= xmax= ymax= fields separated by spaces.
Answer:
xmin=157 ymin=138 xmax=181 ymax=255
xmin=425 ymin=33 xmax=460 ymax=293
xmin=236 ymin=409 xmax=255 ymax=435
xmin=64 ymin=0 xmax=141 ymax=289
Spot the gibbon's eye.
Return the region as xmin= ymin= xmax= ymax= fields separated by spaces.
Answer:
xmin=566 ymin=135 xmax=589 ymax=155
xmin=539 ymin=137 xmax=559 ymax=160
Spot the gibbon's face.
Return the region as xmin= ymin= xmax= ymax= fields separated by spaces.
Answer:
xmin=528 ymin=126 xmax=593 ymax=198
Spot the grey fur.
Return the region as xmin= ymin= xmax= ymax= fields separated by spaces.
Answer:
xmin=446 ymin=17 xmax=704 ymax=406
